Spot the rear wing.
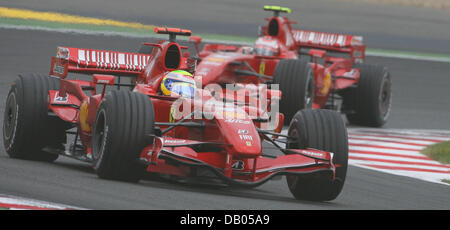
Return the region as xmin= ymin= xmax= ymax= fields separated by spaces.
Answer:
xmin=50 ymin=46 xmax=152 ymax=78
xmin=291 ymin=29 xmax=366 ymax=63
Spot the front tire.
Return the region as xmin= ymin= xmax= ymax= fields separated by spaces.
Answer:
xmin=273 ymin=59 xmax=315 ymax=123
xmin=3 ymin=74 xmax=66 ymax=162
xmin=92 ymin=90 xmax=155 ymax=182
xmin=286 ymin=109 xmax=348 ymax=201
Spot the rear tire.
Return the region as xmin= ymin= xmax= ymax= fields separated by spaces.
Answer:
xmin=91 ymin=90 xmax=155 ymax=182
xmin=342 ymin=63 xmax=392 ymax=127
xmin=3 ymin=74 xmax=66 ymax=162
xmin=273 ymin=59 xmax=314 ymax=123
xmin=286 ymin=109 xmax=348 ymax=201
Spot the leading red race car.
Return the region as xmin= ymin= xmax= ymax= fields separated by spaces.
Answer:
xmin=190 ymin=5 xmax=392 ymax=127
xmin=2 ymin=27 xmax=348 ymax=201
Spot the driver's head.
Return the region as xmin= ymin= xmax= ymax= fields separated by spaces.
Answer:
xmin=161 ymin=70 xmax=196 ymax=98
xmin=254 ymin=36 xmax=279 ymax=56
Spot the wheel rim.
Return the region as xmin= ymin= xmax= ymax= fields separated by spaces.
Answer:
xmin=92 ymin=110 xmax=106 ymax=160
xmin=3 ymin=92 xmax=17 ymax=140
xmin=304 ymin=69 xmax=314 ymax=108
xmin=378 ymin=74 xmax=392 ymax=119
xmin=287 ymin=127 xmax=299 ymax=149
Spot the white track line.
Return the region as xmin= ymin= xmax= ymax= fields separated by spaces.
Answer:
xmin=349 ymin=153 xmax=450 ymax=169
xmin=349 ymin=151 xmax=432 ymax=163
xmin=349 ymin=145 xmax=423 ymax=155
xmin=349 ymin=159 xmax=450 ymax=174
xmin=348 ymin=134 xmax=438 ymax=145
xmin=349 ymin=139 xmax=425 ymax=150
xmin=0 ymin=194 xmax=83 ymax=210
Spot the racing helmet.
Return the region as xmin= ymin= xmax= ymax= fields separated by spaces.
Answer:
xmin=160 ymin=70 xmax=196 ymax=98
xmin=254 ymin=36 xmax=279 ymax=56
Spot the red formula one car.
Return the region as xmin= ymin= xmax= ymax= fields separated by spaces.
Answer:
xmin=2 ymin=27 xmax=348 ymax=201
xmin=190 ymin=5 xmax=392 ymax=127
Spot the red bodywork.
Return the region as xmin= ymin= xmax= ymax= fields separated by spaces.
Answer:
xmin=192 ymin=13 xmax=366 ymax=109
xmin=46 ymin=27 xmax=336 ymax=186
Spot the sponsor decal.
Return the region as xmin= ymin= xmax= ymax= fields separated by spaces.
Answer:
xmin=239 ymin=135 xmax=253 ymax=141
xmin=293 ymin=30 xmax=349 ymax=47
xmin=301 ymin=150 xmax=325 ymax=158
xmin=351 ymin=36 xmax=364 ymax=46
xmin=53 ymin=65 xmax=65 ymax=75
xmin=224 ymin=119 xmax=251 ymax=124
xmin=96 ymin=79 xmax=111 ymax=84
xmin=53 ymin=92 xmax=68 ymax=103
xmin=76 ymin=48 xmax=151 ymax=71
xmin=202 ymin=61 xmax=223 ymax=66
xmin=56 ymin=47 xmax=70 ymax=60
xmin=50 ymin=56 xmax=68 ymax=78
xmin=238 ymin=129 xmax=249 ymax=134
xmin=164 ymin=139 xmax=187 ymax=144
xmin=195 ymin=67 xmax=210 ymax=76
xmin=246 ymin=141 xmax=252 ymax=147
xmin=232 ymin=160 xmax=245 ymax=170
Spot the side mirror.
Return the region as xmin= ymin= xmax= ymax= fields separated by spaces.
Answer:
xmin=190 ymin=36 xmax=202 ymax=54
xmin=190 ymin=36 xmax=202 ymax=44
xmin=94 ymin=74 xmax=115 ymax=97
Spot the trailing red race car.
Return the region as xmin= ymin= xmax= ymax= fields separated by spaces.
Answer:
xmin=2 ymin=27 xmax=348 ymax=201
xmin=190 ymin=5 xmax=392 ymax=127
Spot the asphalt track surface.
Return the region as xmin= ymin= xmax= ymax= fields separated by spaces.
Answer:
xmin=2 ymin=0 xmax=450 ymax=54
xmin=0 ymin=28 xmax=449 ymax=209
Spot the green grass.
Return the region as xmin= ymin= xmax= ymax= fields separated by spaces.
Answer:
xmin=421 ymin=141 xmax=450 ymax=164
xmin=421 ymin=142 xmax=450 ymax=184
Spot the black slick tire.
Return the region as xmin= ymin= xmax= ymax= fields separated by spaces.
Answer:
xmin=91 ymin=90 xmax=155 ymax=182
xmin=286 ymin=109 xmax=348 ymax=201
xmin=342 ymin=63 xmax=392 ymax=127
xmin=3 ymin=74 xmax=65 ymax=162
xmin=273 ymin=59 xmax=315 ymax=123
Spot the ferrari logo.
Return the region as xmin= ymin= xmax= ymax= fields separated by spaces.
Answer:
xmin=79 ymin=101 xmax=91 ymax=132
xmin=169 ymin=106 xmax=176 ymax=123
xmin=320 ymin=72 xmax=332 ymax=95
xmin=259 ymin=61 xmax=266 ymax=74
